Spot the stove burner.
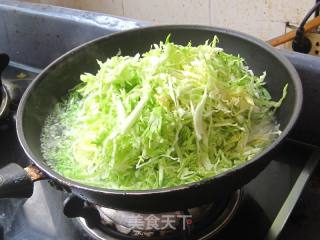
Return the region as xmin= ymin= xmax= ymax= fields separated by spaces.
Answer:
xmin=74 ymin=190 xmax=242 ymax=240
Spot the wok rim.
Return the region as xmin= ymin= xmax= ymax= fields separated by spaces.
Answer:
xmin=16 ymin=24 xmax=303 ymax=196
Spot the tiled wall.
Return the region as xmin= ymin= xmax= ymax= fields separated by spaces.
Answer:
xmin=24 ymin=0 xmax=315 ymax=40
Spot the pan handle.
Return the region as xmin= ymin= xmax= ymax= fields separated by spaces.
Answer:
xmin=0 ymin=163 xmax=45 ymax=198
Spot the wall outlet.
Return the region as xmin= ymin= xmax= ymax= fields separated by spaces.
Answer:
xmin=284 ymin=24 xmax=320 ymax=57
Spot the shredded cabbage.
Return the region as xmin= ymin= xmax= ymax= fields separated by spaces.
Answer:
xmin=41 ymin=36 xmax=287 ymax=190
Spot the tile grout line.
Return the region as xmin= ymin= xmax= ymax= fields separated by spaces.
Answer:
xmin=121 ymin=0 xmax=125 ymax=16
xmin=209 ymin=0 xmax=212 ymax=25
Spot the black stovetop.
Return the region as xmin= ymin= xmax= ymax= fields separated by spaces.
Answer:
xmin=1 ymin=1 xmax=320 ymax=240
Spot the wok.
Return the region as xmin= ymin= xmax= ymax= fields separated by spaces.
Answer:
xmin=0 ymin=25 xmax=302 ymax=212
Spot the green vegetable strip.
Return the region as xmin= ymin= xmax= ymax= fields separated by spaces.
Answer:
xmin=41 ymin=37 xmax=287 ymax=190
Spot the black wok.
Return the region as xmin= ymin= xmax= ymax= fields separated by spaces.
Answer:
xmin=0 ymin=25 xmax=302 ymax=212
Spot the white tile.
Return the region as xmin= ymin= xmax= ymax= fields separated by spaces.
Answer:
xmin=123 ymin=0 xmax=210 ymax=24
xmin=21 ymin=0 xmax=316 ymax=41
xmin=209 ymin=0 xmax=315 ymax=40
xmin=77 ymin=0 xmax=124 ymax=16
xmin=265 ymin=0 xmax=314 ymax=24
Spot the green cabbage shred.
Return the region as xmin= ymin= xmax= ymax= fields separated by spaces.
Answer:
xmin=41 ymin=36 xmax=287 ymax=190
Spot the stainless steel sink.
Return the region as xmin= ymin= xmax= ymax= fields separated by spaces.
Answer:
xmin=0 ymin=0 xmax=144 ymax=69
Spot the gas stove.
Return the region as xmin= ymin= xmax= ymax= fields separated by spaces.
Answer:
xmin=72 ymin=190 xmax=241 ymax=239
xmin=1 ymin=1 xmax=320 ymax=240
